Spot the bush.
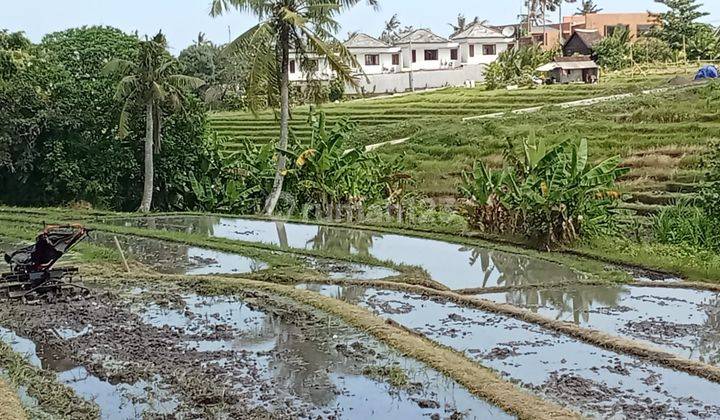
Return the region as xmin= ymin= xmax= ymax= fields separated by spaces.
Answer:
xmin=632 ymin=37 xmax=675 ymax=64
xmin=460 ymin=137 xmax=628 ymax=248
xmin=593 ymin=26 xmax=631 ymax=70
xmin=653 ymin=201 xmax=720 ymax=252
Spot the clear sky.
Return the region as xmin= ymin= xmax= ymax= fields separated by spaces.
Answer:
xmin=4 ymin=0 xmax=720 ymax=54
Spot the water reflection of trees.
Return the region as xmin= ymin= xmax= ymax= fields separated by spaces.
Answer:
xmin=696 ymin=295 xmax=720 ymax=364
xmin=305 ymin=227 xmax=380 ymax=257
xmin=253 ymin=306 xmax=372 ymax=408
xmin=132 ymin=216 xmax=220 ymax=237
xmin=462 ymin=246 xmax=591 ymax=289
xmin=500 ymin=285 xmax=625 ymax=325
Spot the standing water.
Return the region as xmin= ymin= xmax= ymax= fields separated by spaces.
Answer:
xmin=104 ymin=216 xmax=586 ymax=290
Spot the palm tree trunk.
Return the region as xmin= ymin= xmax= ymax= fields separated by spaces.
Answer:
xmin=138 ymin=101 xmax=154 ymax=213
xmin=263 ymin=28 xmax=291 ymax=216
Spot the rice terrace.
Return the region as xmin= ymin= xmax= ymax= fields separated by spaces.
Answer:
xmin=3 ymin=0 xmax=720 ymax=419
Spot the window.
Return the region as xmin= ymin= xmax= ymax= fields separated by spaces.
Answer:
xmin=412 ymin=50 xmax=417 ymax=63
xmin=605 ymin=24 xmax=629 ymax=37
xmin=289 ymin=60 xmax=296 ymax=74
xmin=450 ymin=49 xmax=458 ymax=60
xmin=392 ymin=53 xmax=400 ymax=65
xmin=424 ymin=49 xmax=438 ymax=61
xmin=469 ymin=44 xmax=475 ymax=57
xmin=364 ymin=54 xmax=380 ymax=66
xmin=482 ymin=44 xmax=496 ymax=55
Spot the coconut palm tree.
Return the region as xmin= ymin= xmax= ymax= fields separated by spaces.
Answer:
xmin=448 ymin=14 xmax=485 ymax=37
xmin=576 ymin=0 xmax=602 ymax=15
xmin=380 ymin=13 xmax=402 ymax=44
xmin=209 ymin=0 xmax=378 ymax=216
xmin=104 ymin=32 xmax=205 ymax=212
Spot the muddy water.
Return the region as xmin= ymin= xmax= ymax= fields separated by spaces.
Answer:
xmin=134 ymin=291 xmax=510 ymax=419
xmin=105 ymin=216 xmax=585 ymax=290
xmin=90 ymin=232 xmax=267 ymax=275
xmin=479 ymin=285 xmax=720 ymax=364
xmin=0 ymin=286 xmax=511 ymax=419
xmin=0 ymin=327 xmax=179 ymax=419
xmin=299 ymin=283 xmax=720 ymax=418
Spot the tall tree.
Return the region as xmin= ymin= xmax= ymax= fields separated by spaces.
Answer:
xmin=105 ymin=32 xmax=204 ymax=212
xmin=576 ymin=0 xmax=602 ymax=15
xmin=653 ymin=0 xmax=711 ymax=53
xmin=449 ymin=14 xmax=483 ymax=37
xmin=380 ymin=13 xmax=402 ymax=44
xmin=209 ymin=0 xmax=377 ymax=216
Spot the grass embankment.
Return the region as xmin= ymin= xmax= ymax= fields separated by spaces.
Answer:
xmin=0 ymin=341 xmax=99 ymax=419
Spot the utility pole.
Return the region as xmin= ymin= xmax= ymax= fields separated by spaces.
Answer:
xmin=559 ymin=1 xmax=563 ymax=46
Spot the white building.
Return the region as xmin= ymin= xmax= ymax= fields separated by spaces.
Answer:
xmin=288 ymin=22 xmax=518 ymax=93
xmin=395 ymin=29 xmax=460 ymax=71
xmin=345 ymin=33 xmax=402 ymax=75
xmin=451 ymin=22 xmax=516 ymax=65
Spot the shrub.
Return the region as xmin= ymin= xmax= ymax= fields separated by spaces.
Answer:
xmin=593 ymin=26 xmax=631 ymax=70
xmin=653 ymin=200 xmax=720 ymax=252
xmin=460 ymin=137 xmax=628 ymax=248
xmin=484 ymin=45 xmax=553 ymax=90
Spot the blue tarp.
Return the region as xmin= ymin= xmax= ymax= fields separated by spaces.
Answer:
xmin=695 ymin=65 xmax=719 ymax=80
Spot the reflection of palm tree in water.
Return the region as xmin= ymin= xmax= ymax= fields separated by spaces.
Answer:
xmin=275 ymin=222 xmax=289 ymax=248
xmin=305 ymin=226 xmax=379 ymax=257
xmin=503 ymin=285 xmax=624 ymax=325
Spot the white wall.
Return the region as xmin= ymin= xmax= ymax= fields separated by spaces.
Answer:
xmin=400 ymin=43 xmax=459 ymax=71
xmin=458 ymin=39 xmax=514 ymax=65
xmin=288 ymin=56 xmax=335 ymax=82
xmin=354 ymin=52 xmax=401 ymax=75
xmin=348 ymin=64 xmax=486 ymax=95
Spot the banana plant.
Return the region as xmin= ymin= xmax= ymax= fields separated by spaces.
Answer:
xmin=461 ymin=137 xmax=628 ymax=247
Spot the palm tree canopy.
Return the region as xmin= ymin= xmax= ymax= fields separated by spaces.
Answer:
xmin=104 ymin=32 xmax=204 ymax=139
xmin=209 ymin=0 xmax=378 ymax=111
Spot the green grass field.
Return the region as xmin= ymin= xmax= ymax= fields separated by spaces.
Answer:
xmin=209 ymin=65 xmax=714 ymax=211
xmin=209 ymin=68 xmax=693 ymax=148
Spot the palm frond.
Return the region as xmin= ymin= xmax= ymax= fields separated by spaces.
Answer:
xmin=298 ymin=25 xmax=360 ymax=86
xmin=114 ymin=75 xmax=138 ymax=101
xmin=102 ymin=58 xmax=136 ymax=77
xmin=168 ymin=74 xmax=206 ymax=90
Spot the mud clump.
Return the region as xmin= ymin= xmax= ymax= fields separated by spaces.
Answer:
xmin=539 ymin=372 xmax=683 ymax=418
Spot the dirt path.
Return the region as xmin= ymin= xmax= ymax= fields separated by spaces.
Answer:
xmin=0 ymin=379 xmax=25 ymax=420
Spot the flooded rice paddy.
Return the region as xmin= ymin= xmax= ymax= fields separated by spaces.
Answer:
xmin=298 ymin=283 xmax=720 ymax=418
xmin=90 ymin=232 xmax=397 ymax=280
xmin=105 ymin=216 xmax=587 ymax=290
xmin=479 ymin=285 xmax=720 ymax=365
xmin=0 ymin=282 xmax=509 ymax=419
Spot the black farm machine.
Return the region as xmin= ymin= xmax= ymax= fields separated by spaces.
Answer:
xmin=1 ymin=224 xmax=92 ymax=302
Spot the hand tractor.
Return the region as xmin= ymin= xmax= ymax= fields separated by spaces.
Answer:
xmin=1 ymin=225 xmax=91 ymax=301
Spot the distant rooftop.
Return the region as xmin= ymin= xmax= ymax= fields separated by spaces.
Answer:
xmin=451 ymin=22 xmax=507 ymax=40
xmin=395 ymin=28 xmax=450 ymax=44
xmin=345 ymin=32 xmax=390 ymax=49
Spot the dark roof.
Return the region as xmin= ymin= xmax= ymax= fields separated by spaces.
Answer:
xmin=567 ymin=29 xmax=601 ymax=49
